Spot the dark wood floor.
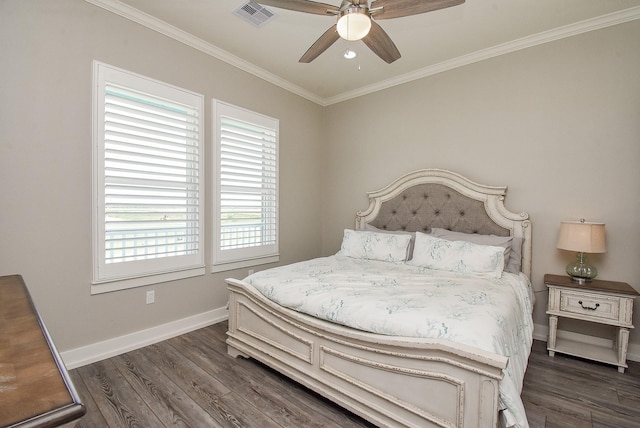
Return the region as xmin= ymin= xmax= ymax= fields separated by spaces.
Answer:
xmin=67 ymin=321 xmax=640 ymax=428
xmin=521 ymin=340 xmax=640 ymax=428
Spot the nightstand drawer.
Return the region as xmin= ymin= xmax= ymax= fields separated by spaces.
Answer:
xmin=559 ymin=290 xmax=620 ymax=322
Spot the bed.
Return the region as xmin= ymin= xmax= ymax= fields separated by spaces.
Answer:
xmin=226 ymin=169 xmax=533 ymax=428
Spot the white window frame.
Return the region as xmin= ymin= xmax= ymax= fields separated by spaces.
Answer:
xmin=92 ymin=61 xmax=205 ymax=294
xmin=212 ymin=100 xmax=279 ymax=273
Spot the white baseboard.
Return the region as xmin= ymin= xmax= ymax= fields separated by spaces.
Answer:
xmin=61 ymin=307 xmax=228 ymax=369
xmin=533 ymin=322 xmax=640 ymax=363
xmin=61 ymin=316 xmax=638 ymax=370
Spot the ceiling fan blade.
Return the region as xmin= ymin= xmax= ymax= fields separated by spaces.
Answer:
xmin=361 ymin=20 xmax=401 ymax=64
xmin=370 ymin=0 xmax=465 ymax=20
xmin=255 ymin=0 xmax=339 ymax=15
xmin=299 ymin=24 xmax=340 ymax=63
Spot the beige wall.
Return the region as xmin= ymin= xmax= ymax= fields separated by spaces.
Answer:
xmin=323 ymin=20 xmax=640 ymax=346
xmin=0 ymin=0 xmax=324 ymax=351
xmin=1 ymin=1 xmax=639 ymax=355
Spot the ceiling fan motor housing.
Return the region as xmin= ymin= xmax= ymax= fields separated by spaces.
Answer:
xmin=337 ymin=4 xmax=371 ymax=41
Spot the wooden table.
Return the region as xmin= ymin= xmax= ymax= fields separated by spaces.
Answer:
xmin=0 ymin=275 xmax=85 ymax=427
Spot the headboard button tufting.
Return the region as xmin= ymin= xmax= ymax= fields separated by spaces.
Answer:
xmin=353 ymin=169 xmax=530 ymax=278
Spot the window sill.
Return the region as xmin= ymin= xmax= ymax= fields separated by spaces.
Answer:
xmin=212 ymin=255 xmax=279 ymax=274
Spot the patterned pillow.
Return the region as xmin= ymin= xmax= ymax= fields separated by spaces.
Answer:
xmin=430 ymin=228 xmax=519 ymax=273
xmin=363 ymin=224 xmax=416 ymax=259
xmin=408 ymin=232 xmax=505 ymax=278
xmin=338 ymin=229 xmax=412 ymax=263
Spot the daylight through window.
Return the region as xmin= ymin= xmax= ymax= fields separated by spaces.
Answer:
xmin=213 ymin=101 xmax=279 ymax=272
xmin=93 ymin=62 xmax=205 ymax=292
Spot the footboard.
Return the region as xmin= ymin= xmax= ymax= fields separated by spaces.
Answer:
xmin=226 ymin=279 xmax=507 ymax=428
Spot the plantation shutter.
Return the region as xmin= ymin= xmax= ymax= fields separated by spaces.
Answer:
xmin=213 ymin=101 xmax=279 ymax=271
xmin=93 ymin=62 xmax=204 ymax=291
xmin=104 ymin=84 xmax=200 ymax=262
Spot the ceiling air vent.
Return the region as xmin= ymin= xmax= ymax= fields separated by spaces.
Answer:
xmin=234 ymin=1 xmax=275 ymax=28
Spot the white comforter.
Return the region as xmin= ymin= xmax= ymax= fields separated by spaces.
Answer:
xmin=246 ymin=255 xmax=534 ymax=428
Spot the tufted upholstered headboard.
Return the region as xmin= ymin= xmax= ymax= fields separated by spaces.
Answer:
xmin=355 ymin=169 xmax=532 ymax=278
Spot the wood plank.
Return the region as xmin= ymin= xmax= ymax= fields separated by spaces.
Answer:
xmin=75 ymin=359 xmax=165 ymax=427
xmin=170 ymin=331 xmax=340 ymax=427
xmin=65 ymin=321 xmax=640 ymax=428
xmin=591 ymin=408 xmax=640 ymax=428
xmin=67 ymin=369 xmax=108 ymax=428
xmin=141 ymin=341 xmax=231 ymax=400
xmin=187 ymin=326 xmax=374 ymax=427
xmin=166 ymin=332 xmax=284 ymax=428
xmin=522 ymin=383 xmax=592 ymax=428
xmin=110 ymin=349 xmax=224 ymax=427
xmin=136 ymin=341 xmax=252 ymax=428
xmin=523 ymin=340 xmax=640 ymax=427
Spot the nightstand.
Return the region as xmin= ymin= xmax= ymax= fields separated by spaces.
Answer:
xmin=545 ymin=274 xmax=639 ymax=373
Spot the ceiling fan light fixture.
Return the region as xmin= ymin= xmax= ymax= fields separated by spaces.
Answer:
xmin=336 ymin=8 xmax=371 ymax=41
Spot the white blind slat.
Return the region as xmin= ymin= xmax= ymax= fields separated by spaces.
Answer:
xmin=216 ymin=107 xmax=278 ymax=254
xmin=102 ymin=79 xmax=201 ymax=265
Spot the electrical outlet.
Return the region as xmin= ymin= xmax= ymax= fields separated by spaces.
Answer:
xmin=146 ymin=290 xmax=155 ymax=304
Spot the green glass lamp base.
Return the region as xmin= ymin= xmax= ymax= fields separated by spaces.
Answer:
xmin=566 ymin=252 xmax=597 ymax=283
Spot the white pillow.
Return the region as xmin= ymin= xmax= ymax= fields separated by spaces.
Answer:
xmin=430 ymin=227 xmax=514 ymax=271
xmin=363 ymin=224 xmax=416 ymax=259
xmin=408 ymin=232 xmax=505 ymax=278
xmin=338 ymin=229 xmax=412 ymax=263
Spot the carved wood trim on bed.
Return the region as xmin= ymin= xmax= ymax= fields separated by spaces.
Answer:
xmin=226 ymin=279 xmax=506 ymax=428
xmin=226 ymin=169 xmax=533 ymax=428
xmin=356 ymin=169 xmax=531 ymax=279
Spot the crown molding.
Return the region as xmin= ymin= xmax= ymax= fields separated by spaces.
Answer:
xmin=83 ymin=0 xmax=325 ymax=105
xmin=85 ymin=1 xmax=640 ymax=107
xmin=325 ymin=6 xmax=640 ymax=105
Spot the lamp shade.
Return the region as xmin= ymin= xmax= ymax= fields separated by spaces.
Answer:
xmin=556 ymin=220 xmax=606 ymax=253
xmin=337 ymin=9 xmax=371 ymax=41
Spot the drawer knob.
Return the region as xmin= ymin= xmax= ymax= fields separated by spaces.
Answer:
xmin=578 ymin=301 xmax=600 ymax=311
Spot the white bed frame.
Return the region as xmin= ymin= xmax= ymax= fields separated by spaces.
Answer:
xmin=226 ymin=169 xmax=532 ymax=428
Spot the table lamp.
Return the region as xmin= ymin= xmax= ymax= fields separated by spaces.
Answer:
xmin=556 ymin=219 xmax=606 ymax=283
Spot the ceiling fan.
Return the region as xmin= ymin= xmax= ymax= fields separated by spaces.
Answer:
xmin=255 ymin=0 xmax=465 ymax=64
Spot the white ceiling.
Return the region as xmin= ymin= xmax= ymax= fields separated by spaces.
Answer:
xmin=90 ymin=0 xmax=640 ymax=105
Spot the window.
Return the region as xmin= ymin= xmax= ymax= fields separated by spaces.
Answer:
xmin=92 ymin=61 xmax=205 ymax=293
xmin=212 ymin=100 xmax=279 ymax=272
